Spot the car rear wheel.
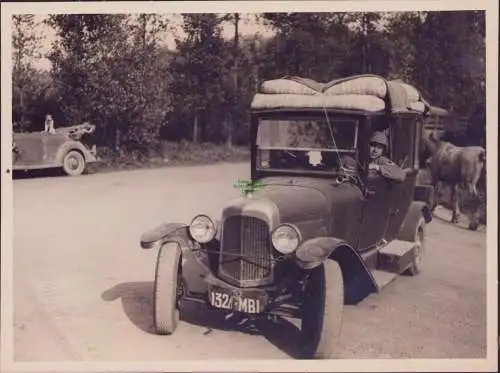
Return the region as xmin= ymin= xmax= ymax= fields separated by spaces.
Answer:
xmin=63 ymin=150 xmax=85 ymax=176
xmin=301 ymin=259 xmax=344 ymax=359
xmin=404 ymin=216 xmax=426 ymax=275
xmin=154 ymin=242 xmax=182 ymax=335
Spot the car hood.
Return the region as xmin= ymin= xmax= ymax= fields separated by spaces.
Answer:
xmin=222 ymin=176 xmax=364 ymax=243
xmin=222 ymin=177 xmax=336 ymax=239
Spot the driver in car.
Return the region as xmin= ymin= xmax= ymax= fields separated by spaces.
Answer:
xmin=368 ymin=131 xmax=406 ymax=183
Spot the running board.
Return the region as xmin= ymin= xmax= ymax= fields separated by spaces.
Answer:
xmin=377 ymin=239 xmax=415 ymax=274
xmin=371 ymin=270 xmax=399 ymax=291
xmin=371 ymin=239 xmax=416 ymax=291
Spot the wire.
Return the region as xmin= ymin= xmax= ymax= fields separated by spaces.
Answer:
xmin=320 ymin=93 xmax=364 ymax=173
xmin=320 ymin=93 xmax=344 ymax=169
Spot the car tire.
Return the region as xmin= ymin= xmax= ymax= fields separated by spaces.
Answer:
xmin=153 ymin=242 xmax=181 ymax=335
xmin=301 ymin=259 xmax=344 ymax=359
xmin=404 ymin=216 xmax=426 ymax=275
xmin=63 ymin=150 xmax=86 ymax=176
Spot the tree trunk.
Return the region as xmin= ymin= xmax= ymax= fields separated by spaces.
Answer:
xmin=225 ymin=116 xmax=233 ymax=147
xmin=19 ymin=88 xmax=25 ymax=127
xmin=193 ymin=112 xmax=199 ymax=143
xmin=228 ymin=13 xmax=239 ymax=148
xmin=115 ymin=124 xmax=121 ymax=152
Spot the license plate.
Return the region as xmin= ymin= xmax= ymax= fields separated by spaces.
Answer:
xmin=209 ymin=286 xmax=265 ymax=314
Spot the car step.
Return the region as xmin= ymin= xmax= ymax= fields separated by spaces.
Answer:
xmin=371 ymin=269 xmax=398 ymax=291
xmin=376 ymin=239 xmax=416 ymax=276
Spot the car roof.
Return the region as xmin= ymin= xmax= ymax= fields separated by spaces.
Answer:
xmin=250 ymin=74 xmax=448 ymax=117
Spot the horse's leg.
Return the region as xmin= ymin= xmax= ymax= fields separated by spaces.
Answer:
xmin=428 ymin=169 xmax=439 ymax=213
xmin=464 ymin=177 xmax=478 ymax=198
xmin=451 ymin=184 xmax=461 ymax=224
xmin=431 ymin=183 xmax=439 ymax=212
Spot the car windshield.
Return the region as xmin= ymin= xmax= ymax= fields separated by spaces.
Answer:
xmin=256 ymin=117 xmax=359 ymax=174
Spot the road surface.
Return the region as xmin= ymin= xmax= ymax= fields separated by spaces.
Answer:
xmin=12 ymin=163 xmax=487 ymax=361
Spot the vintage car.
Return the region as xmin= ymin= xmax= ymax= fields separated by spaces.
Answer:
xmin=12 ymin=122 xmax=98 ymax=176
xmin=139 ymin=74 xmax=439 ymax=359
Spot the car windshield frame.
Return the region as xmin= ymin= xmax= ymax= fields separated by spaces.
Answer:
xmin=254 ymin=115 xmax=360 ymax=177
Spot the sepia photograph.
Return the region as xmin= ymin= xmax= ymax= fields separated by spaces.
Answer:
xmin=1 ymin=1 xmax=497 ymax=372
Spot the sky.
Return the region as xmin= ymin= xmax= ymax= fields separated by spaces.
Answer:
xmin=29 ymin=14 xmax=276 ymax=71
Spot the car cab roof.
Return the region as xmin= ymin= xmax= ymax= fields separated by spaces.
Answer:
xmin=250 ymin=74 xmax=448 ymax=118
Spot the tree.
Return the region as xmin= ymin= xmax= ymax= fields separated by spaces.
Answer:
xmin=46 ymin=14 xmax=173 ymax=153
xmin=12 ymin=14 xmax=43 ymax=131
xmin=411 ymin=11 xmax=485 ymax=114
xmin=45 ymin=14 xmax=129 ymax=126
xmin=166 ymin=14 xmax=230 ymax=143
xmin=385 ymin=12 xmax=425 ymax=81
xmin=338 ymin=12 xmax=395 ymax=77
xmin=259 ymin=13 xmax=353 ymax=81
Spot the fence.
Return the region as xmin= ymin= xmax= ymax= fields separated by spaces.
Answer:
xmin=423 ymin=114 xmax=468 ymax=136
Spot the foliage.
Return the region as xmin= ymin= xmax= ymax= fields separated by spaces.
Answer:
xmin=45 ymin=14 xmax=171 ymax=153
xmin=89 ymin=141 xmax=249 ymax=173
xmin=12 ymin=10 xmax=486 ymax=165
xmin=165 ymin=14 xmax=230 ymax=143
xmin=259 ymin=13 xmax=353 ymax=80
xmin=12 ymin=15 xmax=47 ymax=132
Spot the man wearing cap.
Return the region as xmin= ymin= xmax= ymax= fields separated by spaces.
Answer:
xmin=368 ymin=131 xmax=406 ymax=182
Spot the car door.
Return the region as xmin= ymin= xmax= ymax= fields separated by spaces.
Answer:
xmin=384 ymin=116 xmax=419 ymax=241
xmin=357 ymin=172 xmax=393 ymax=250
xmin=44 ymin=132 xmax=67 ymax=163
xmin=13 ymin=133 xmax=46 ymax=167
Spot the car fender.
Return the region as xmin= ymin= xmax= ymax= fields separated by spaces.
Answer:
xmin=140 ymin=223 xmax=188 ymax=249
xmin=295 ymin=237 xmax=378 ymax=304
xmin=397 ymin=201 xmax=432 ymax=242
xmin=140 ymin=223 xmax=211 ymax=297
xmin=55 ymin=140 xmax=96 ymax=165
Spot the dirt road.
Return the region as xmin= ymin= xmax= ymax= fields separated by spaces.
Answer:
xmin=12 ymin=163 xmax=487 ymax=361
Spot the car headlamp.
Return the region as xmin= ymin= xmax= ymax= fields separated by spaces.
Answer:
xmin=271 ymin=224 xmax=301 ymax=255
xmin=189 ymin=215 xmax=216 ymax=243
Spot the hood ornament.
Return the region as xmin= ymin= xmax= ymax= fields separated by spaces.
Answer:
xmin=233 ymin=179 xmax=265 ymax=197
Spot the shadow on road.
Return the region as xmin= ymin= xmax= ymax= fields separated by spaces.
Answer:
xmin=101 ymin=281 xmax=306 ymax=359
xmin=101 ymin=281 xmax=156 ymax=334
xmin=12 ymin=169 xmax=66 ymax=180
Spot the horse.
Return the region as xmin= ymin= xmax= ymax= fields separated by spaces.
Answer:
xmin=420 ymin=132 xmax=486 ymax=229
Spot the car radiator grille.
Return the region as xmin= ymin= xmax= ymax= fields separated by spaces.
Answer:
xmin=219 ymin=216 xmax=272 ymax=285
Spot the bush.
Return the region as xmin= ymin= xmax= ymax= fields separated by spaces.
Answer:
xmin=89 ymin=140 xmax=250 ymax=174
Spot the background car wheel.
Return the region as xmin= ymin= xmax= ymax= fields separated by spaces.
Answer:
xmin=404 ymin=216 xmax=426 ymax=275
xmin=63 ymin=150 xmax=85 ymax=176
xmin=153 ymin=242 xmax=182 ymax=335
xmin=301 ymin=259 xmax=344 ymax=359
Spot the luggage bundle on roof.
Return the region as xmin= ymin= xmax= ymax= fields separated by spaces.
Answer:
xmin=250 ymin=74 xmax=440 ymax=115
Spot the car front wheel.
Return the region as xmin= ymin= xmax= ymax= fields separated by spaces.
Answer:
xmin=153 ymin=242 xmax=182 ymax=335
xmin=301 ymin=259 xmax=344 ymax=359
xmin=63 ymin=150 xmax=86 ymax=176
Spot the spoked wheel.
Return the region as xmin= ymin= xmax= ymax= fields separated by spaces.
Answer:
xmin=404 ymin=216 xmax=426 ymax=275
xmin=153 ymin=242 xmax=182 ymax=335
xmin=63 ymin=150 xmax=86 ymax=176
xmin=301 ymin=259 xmax=344 ymax=359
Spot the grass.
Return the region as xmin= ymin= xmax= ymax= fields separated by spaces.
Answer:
xmin=87 ymin=140 xmax=250 ymax=174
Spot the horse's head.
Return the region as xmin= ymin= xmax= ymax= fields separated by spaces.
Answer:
xmin=419 ymin=133 xmax=440 ymax=166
